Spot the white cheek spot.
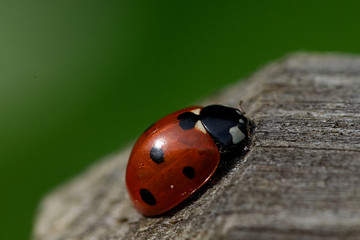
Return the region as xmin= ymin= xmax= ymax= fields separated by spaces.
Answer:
xmin=239 ymin=118 xmax=245 ymax=124
xmin=229 ymin=126 xmax=245 ymax=144
xmin=191 ymin=108 xmax=201 ymax=115
xmin=195 ymin=120 xmax=207 ymax=134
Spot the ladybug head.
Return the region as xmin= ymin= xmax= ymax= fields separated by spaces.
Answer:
xmin=200 ymin=105 xmax=249 ymax=152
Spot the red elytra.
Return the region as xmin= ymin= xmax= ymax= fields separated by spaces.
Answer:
xmin=126 ymin=104 xmax=250 ymax=216
xmin=126 ymin=107 xmax=220 ymax=216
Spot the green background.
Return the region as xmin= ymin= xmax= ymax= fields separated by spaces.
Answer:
xmin=1 ymin=1 xmax=360 ymax=239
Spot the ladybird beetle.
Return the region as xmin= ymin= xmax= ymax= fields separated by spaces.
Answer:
xmin=126 ymin=104 xmax=250 ymax=216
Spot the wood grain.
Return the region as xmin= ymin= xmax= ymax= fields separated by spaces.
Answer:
xmin=32 ymin=53 xmax=360 ymax=240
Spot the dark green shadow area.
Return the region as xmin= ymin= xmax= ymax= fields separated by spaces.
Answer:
xmin=1 ymin=1 xmax=360 ymax=239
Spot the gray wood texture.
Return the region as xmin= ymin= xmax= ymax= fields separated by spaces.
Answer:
xmin=33 ymin=53 xmax=360 ymax=240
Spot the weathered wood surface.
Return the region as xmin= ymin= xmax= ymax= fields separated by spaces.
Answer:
xmin=33 ymin=53 xmax=360 ymax=240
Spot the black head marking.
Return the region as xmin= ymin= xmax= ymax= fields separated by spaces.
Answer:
xmin=238 ymin=115 xmax=249 ymax=136
xmin=177 ymin=112 xmax=200 ymax=130
xmin=200 ymin=105 xmax=249 ymax=151
xmin=140 ymin=188 xmax=156 ymax=205
xmin=150 ymin=147 xmax=164 ymax=164
xmin=182 ymin=166 xmax=195 ymax=179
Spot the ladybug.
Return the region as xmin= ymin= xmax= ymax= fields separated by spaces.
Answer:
xmin=126 ymin=104 xmax=251 ymax=216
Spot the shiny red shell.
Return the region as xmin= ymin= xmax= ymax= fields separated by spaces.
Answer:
xmin=126 ymin=106 xmax=220 ymax=216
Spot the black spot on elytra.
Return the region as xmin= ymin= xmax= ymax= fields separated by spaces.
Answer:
xmin=177 ymin=112 xmax=199 ymax=130
xmin=182 ymin=166 xmax=195 ymax=179
xmin=140 ymin=188 xmax=156 ymax=205
xmin=150 ymin=147 xmax=164 ymax=164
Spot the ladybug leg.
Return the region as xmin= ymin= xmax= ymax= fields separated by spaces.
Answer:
xmin=238 ymin=100 xmax=246 ymax=115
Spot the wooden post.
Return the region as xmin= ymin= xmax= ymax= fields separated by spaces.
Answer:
xmin=33 ymin=53 xmax=360 ymax=240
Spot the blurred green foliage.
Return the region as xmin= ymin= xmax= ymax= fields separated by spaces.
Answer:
xmin=1 ymin=1 xmax=360 ymax=239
